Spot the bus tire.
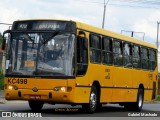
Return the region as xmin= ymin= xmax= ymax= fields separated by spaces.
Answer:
xmin=96 ymin=103 xmax=102 ymax=111
xmin=124 ymin=88 xmax=144 ymax=111
xmin=133 ymin=88 xmax=144 ymax=111
xmin=82 ymin=86 xmax=97 ymax=113
xmin=28 ymin=101 xmax=44 ymax=111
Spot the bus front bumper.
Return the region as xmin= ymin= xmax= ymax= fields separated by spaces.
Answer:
xmin=5 ymin=89 xmax=74 ymax=103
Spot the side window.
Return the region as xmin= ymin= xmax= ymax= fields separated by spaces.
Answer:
xmin=113 ymin=40 xmax=123 ymax=66
xmin=123 ymin=43 xmax=132 ymax=68
xmin=90 ymin=34 xmax=101 ymax=63
xmin=141 ymin=47 xmax=149 ymax=70
xmin=133 ymin=45 xmax=141 ymax=69
xmin=150 ymin=49 xmax=156 ymax=71
xmin=102 ymin=37 xmax=113 ymax=65
xmin=77 ymin=36 xmax=88 ymax=75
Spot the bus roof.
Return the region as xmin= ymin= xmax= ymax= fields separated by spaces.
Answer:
xmin=14 ymin=19 xmax=157 ymax=49
xmin=75 ymin=21 xmax=157 ymax=49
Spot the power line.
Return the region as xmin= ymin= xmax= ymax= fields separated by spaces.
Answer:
xmin=113 ymin=0 xmax=160 ymax=5
xmin=109 ymin=3 xmax=160 ymax=9
xmin=75 ymin=0 xmax=160 ymax=9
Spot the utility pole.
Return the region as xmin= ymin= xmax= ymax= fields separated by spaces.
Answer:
xmin=102 ymin=0 xmax=109 ymax=29
xmin=157 ymin=22 xmax=160 ymax=49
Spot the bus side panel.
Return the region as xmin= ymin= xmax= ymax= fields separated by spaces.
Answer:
xmin=74 ymin=64 xmax=113 ymax=103
xmin=100 ymin=65 xmax=113 ymax=103
xmin=87 ymin=64 xmax=113 ymax=103
xmin=132 ymin=69 xmax=152 ymax=101
xmin=145 ymin=69 xmax=158 ymax=101
xmin=112 ymin=67 xmax=135 ymax=102
xmin=66 ymin=77 xmax=92 ymax=103
xmin=74 ymin=87 xmax=91 ymax=103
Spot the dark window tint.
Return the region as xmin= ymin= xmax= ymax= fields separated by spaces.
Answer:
xmin=113 ymin=40 xmax=123 ymax=66
xmin=90 ymin=35 xmax=101 ymax=49
xmin=133 ymin=45 xmax=141 ymax=69
xmin=102 ymin=37 xmax=113 ymax=65
xmin=90 ymin=34 xmax=101 ymax=63
xmin=150 ymin=50 xmax=156 ymax=71
xmin=102 ymin=37 xmax=112 ymax=51
xmin=113 ymin=41 xmax=122 ymax=54
xmin=77 ymin=36 xmax=88 ymax=75
xmin=141 ymin=47 xmax=149 ymax=70
xmin=123 ymin=43 xmax=132 ymax=68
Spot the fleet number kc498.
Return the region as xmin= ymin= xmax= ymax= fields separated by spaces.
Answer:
xmin=7 ymin=78 xmax=27 ymax=84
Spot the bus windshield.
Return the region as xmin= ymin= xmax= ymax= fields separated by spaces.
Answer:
xmin=6 ymin=32 xmax=75 ymax=77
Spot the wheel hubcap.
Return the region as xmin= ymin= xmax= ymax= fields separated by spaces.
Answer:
xmin=90 ymin=91 xmax=96 ymax=109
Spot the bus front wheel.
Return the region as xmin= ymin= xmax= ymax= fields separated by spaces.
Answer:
xmin=28 ymin=101 xmax=44 ymax=111
xmin=82 ymin=86 xmax=98 ymax=113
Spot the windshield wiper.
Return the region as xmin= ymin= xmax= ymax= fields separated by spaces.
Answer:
xmin=42 ymin=30 xmax=60 ymax=45
xmin=33 ymin=69 xmax=65 ymax=76
xmin=10 ymin=71 xmax=23 ymax=75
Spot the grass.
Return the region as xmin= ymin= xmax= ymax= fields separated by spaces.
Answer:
xmin=156 ymin=95 xmax=160 ymax=101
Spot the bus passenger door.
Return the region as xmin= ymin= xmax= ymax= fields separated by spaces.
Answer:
xmin=73 ymin=33 xmax=90 ymax=103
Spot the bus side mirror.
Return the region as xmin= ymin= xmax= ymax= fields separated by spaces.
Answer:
xmin=2 ymin=38 xmax=6 ymax=50
xmin=2 ymin=30 xmax=11 ymax=50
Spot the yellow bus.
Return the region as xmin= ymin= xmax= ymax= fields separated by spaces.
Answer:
xmin=2 ymin=19 xmax=158 ymax=113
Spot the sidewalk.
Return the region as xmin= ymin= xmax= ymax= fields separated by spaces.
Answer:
xmin=0 ymin=90 xmax=5 ymax=104
xmin=0 ymin=90 xmax=27 ymax=104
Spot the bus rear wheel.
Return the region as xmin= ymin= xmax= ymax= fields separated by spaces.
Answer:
xmin=133 ymin=88 xmax=144 ymax=111
xmin=28 ymin=101 xmax=44 ymax=111
xmin=82 ymin=86 xmax=98 ymax=113
xmin=124 ymin=88 xmax=144 ymax=111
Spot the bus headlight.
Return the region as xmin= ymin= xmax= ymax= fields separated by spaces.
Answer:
xmin=8 ymin=85 xmax=18 ymax=90
xmin=8 ymin=85 xmax=13 ymax=90
xmin=54 ymin=87 xmax=72 ymax=92
xmin=60 ymin=87 xmax=66 ymax=92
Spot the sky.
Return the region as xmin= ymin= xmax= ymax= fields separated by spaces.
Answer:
xmin=1 ymin=0 xmax=160 ymax=70
xmin=0 ymin=0 xmax=160 ymax=48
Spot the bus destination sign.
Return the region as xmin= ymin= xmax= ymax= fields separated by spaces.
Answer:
xmin=13 ymin=20 xmax=69 ymax=31
xmin=32 ymin=22 xmax=67 ymax=30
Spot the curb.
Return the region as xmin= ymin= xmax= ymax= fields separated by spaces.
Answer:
xmin=0 ymin=98 xmax=27 ymax=104
xmin=5 ymin=100 xmax=27 ymax=103
xmin=0 ymin=99 xmax=6 ymax=104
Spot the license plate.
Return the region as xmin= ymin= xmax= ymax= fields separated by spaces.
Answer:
xmin=29 ymin=95 xmax=41 ymax=100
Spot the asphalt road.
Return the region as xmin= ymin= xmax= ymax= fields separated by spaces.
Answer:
xmin=0 ymin=101 xmax=160 ymax=117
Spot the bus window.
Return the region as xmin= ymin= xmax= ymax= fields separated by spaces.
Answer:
xmin=133 ymin=45 xmax=141 ymax=69
xmin=123 ymin=43 xmax=132 ymax=68
xmin=150 ymin=50 xmax=156 ymax=71
xmin=90 ymin=34 xmax=101 ymax=63
xmin=113 ymin=40 xmax=123 ymax=66
xmin=141 ymin=47 xmax=149 ymax=70
xmin=77 ymin=36 xmax=88 ymax=75
xmin=102 ymin=37 xmax=113 ymax=65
